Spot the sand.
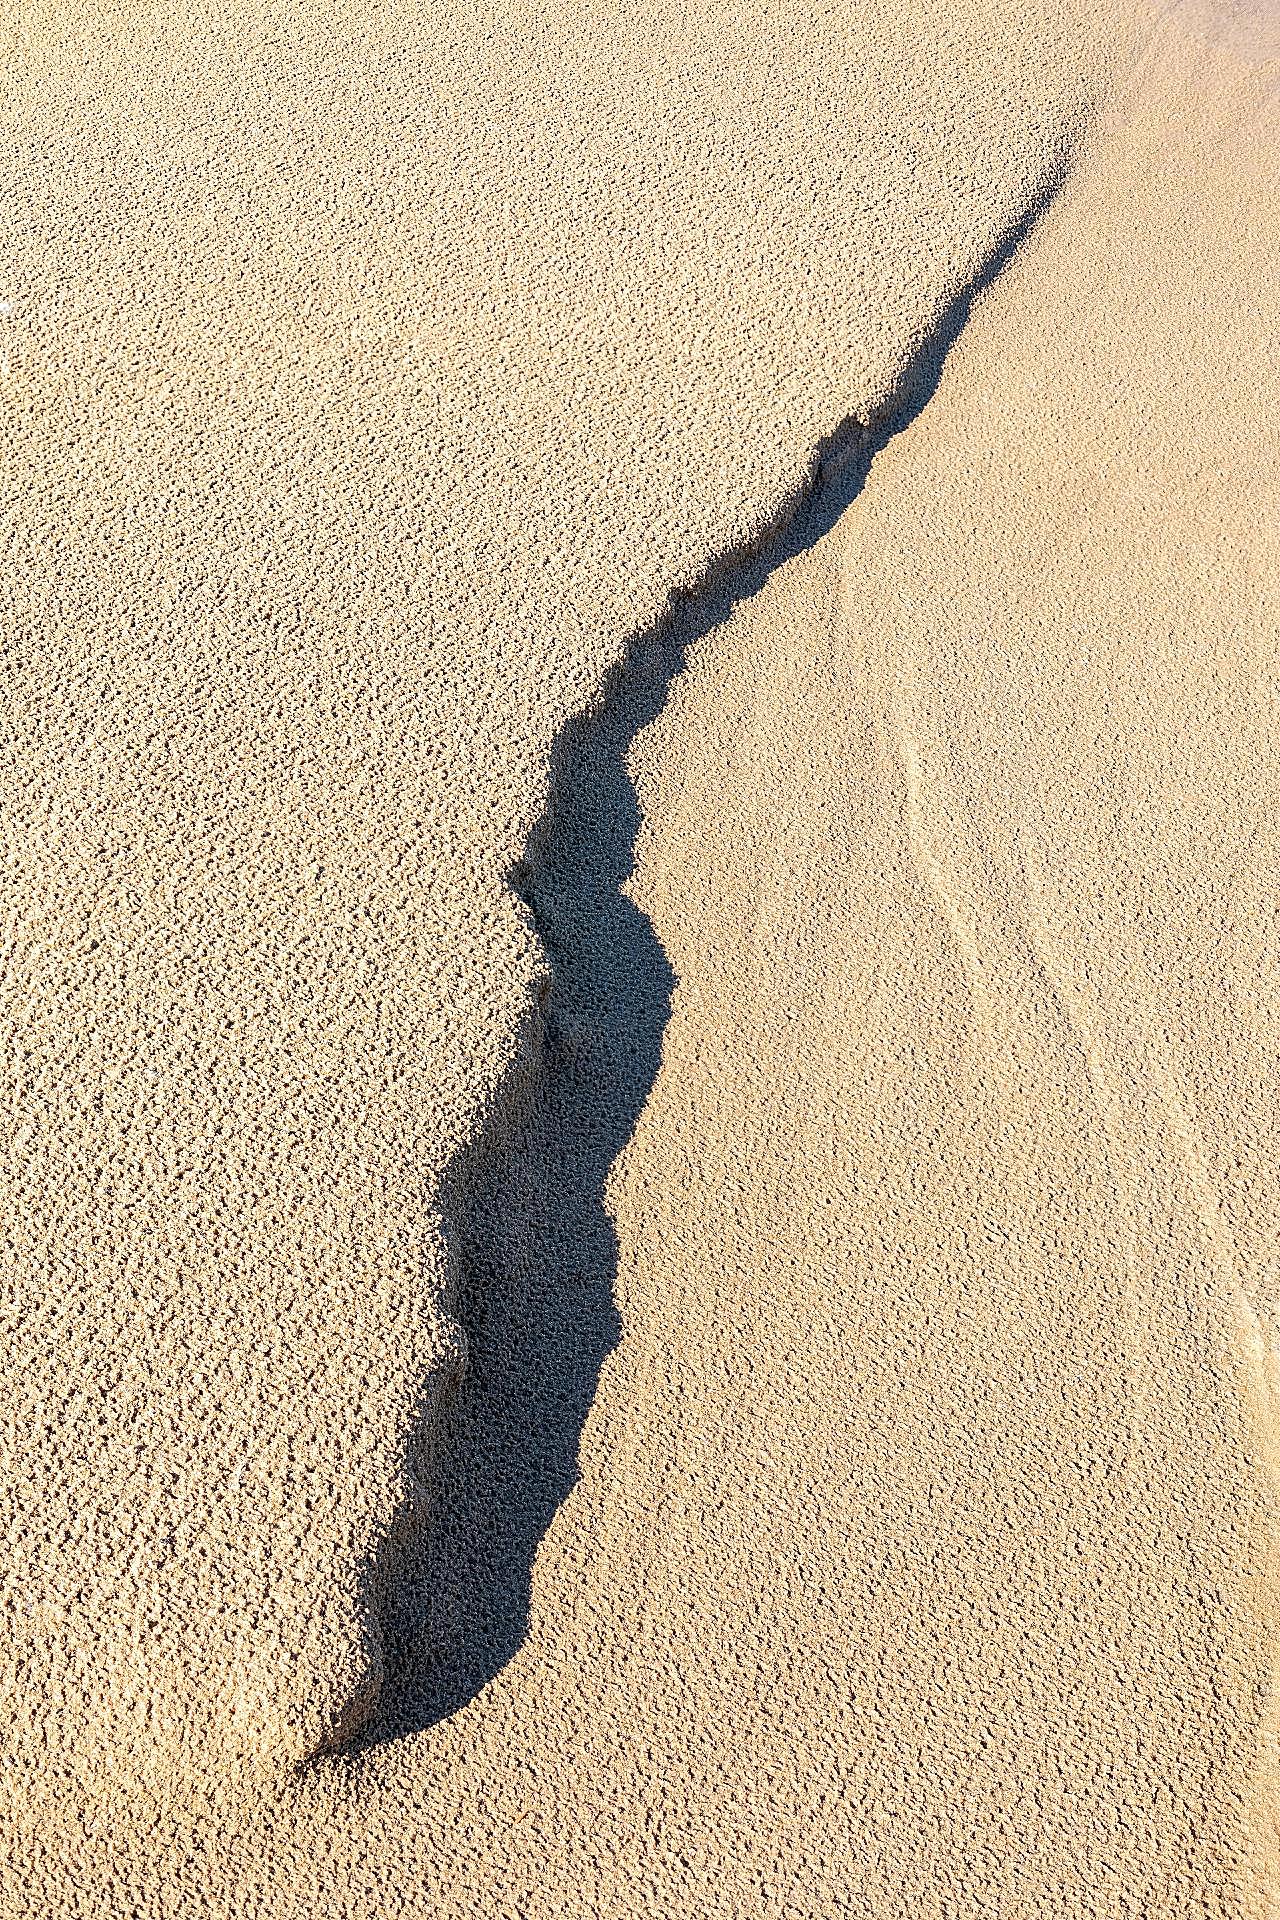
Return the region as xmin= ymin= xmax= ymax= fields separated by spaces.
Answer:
xmin=2 ymin=0 xmax=1278 ymax=1911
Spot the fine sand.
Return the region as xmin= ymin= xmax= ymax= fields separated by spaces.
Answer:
xmin=2 ymin=0 xmax=1278 ymax=1913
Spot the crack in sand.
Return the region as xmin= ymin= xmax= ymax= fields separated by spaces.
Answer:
xmin=333 ymin=158 xmax=1078 ymax=1760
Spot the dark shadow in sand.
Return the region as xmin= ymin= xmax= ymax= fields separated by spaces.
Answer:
xmin=349 ymin=179 xmax=1064 ymax=1751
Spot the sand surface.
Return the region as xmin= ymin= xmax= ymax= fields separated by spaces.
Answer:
xmin=3 ymin=0 xmax=1279 ymax=1912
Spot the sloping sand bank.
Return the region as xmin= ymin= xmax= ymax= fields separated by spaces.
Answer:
xmin=0 ymin=0 xmax=1121 ymax=1810
xmin=4 ymin=0 xmax=1280 ymax=1914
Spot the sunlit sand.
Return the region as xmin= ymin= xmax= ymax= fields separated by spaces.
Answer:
xmin=1 ymin=0 xmax=1276 ymax=1912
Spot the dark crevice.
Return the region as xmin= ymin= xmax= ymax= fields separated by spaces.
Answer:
xmin=333 ymin=164 xmax=1070 ymax=1760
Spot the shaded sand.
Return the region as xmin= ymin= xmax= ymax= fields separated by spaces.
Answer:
xmin=3 ymin=0 xmax=1280 ymax=1914
xmin=0 ymin=0 xmax=1123 ymax=1812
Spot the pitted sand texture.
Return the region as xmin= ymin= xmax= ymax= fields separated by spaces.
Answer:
xmin=3 ymin=0 xmax=1279 ymax=1914
xmin=0 ymin=0 xmax=1120 ymax=1807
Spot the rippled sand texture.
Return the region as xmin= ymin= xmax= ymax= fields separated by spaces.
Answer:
xmin=4 ymin=0 xmax=1280 ymax=1914
xmin=599 ymin=37 xmax=1280 ymax=1911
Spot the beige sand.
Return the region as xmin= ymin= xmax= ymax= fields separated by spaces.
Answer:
xmin=3 ymin=0 xmax=1279 ymax=1912
xmin=0 ymin=0 xmax=1118 ymax=1804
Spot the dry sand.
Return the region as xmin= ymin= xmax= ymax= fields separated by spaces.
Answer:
xmin=2 ymin=0 xmax=1279 ymax=1912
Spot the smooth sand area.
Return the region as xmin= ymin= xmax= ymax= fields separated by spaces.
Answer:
xmin=3 ymin=0 xmax=1279 ymax=1913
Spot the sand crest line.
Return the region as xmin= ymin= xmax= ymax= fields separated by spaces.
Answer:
xmin=324 ymin=152 xmax=1079 ymax=1764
